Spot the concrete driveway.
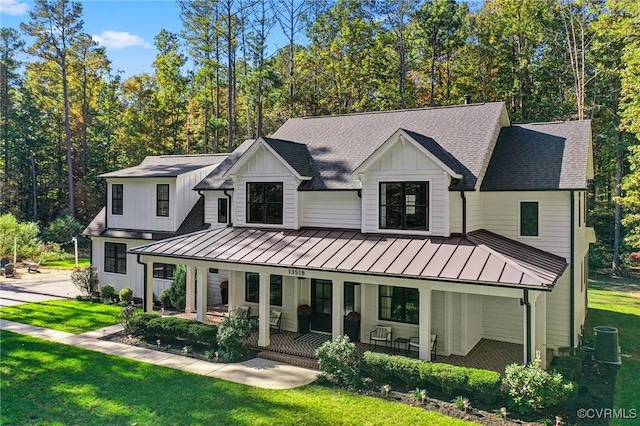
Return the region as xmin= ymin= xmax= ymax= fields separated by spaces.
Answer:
xmin=0 ymin=271 xmax=79 ymax=307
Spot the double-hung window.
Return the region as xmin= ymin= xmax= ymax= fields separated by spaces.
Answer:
xmin=156 ymin=184 xmax=170 ymax=217
xmin=379 ymin=285 xmax=419 ymax=324
xmin=104 ymin=242 xmax=127 ymax=274
xmin=246 ymin=182 xmax=283 ymax=224
xmin=380 ymin=182 xmax=429 ymax=230
xmin=112 ymin=184 xmax=123 ymax=215
xmin=245 ymin=272 xmax=283 ymax=306
xmin=218 ymin=198 xmax=228 ymax=223
xmin=520 ymin=201 xmax=538 ymax=237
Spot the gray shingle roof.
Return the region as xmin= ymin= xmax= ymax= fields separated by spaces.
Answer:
xmin=262 ymin=138 xmax=315 ymax=177
xmin=98 ymin=154 xmax=228 ymax=178
xmin=196 ymin=103 xmax=507 ymax=191
xmin=194 ymin=139 xmax=254 ymax=190
xmin=402 ymin=129 xmax=470 ymax=178
xmin=481 ymin=121 xmax=591 ymax=191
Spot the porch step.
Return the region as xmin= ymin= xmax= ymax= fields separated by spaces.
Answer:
xmin=257 ymin=351 xmax=320 ymax=370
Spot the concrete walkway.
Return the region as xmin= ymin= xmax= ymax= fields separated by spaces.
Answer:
xmin=0 ymin=319 xmax=318 ymax=389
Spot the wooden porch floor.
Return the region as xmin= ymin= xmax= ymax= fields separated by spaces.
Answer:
xmin=173 ymin=310 xmax=524 ymax=374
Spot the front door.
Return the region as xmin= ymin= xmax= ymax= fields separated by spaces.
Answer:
xmin=311 ymin=279 xmax=332 ymax=333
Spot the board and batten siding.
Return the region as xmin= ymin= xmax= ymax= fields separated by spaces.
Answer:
xmin=481 ymin=191 xmax=571 ymax=259
xmin=482 ymin=295 xmax=523 ymax=344
xmin=107 ymin=178 xmax=176 ymax=232
xmin=204 ymin=190 xmax=232 ymax=228
xmin=92 ymin=237 xmax=147 ymax=297
xmin=300 ymin=191 xmax=361 ymax=229
xmin=359 ymin=139 xmax=451 ymax=236
xmin=232 ymin=146 xmax=299 ymax=229
xmin=175 ymin=166 xmax=218 ymax=227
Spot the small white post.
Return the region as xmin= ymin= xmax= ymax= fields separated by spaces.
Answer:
xmin=73 ymin=237 xmax=78 ymax=266
xmin=14 ymin=236 xmax=17 ymax=263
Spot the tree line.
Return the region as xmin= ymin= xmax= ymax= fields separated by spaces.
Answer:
xmin=1 ymin=0 xmax=638 ymax=271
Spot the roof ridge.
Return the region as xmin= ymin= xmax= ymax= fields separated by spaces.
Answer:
xmin=298 ymin=102 xmax=504 ymax=120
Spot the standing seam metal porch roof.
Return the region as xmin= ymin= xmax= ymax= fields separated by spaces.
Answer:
xmin=130 ymin=227 xmax=567 ymax=289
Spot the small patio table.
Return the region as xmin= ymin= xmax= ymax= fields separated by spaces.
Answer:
xmin=394 ymin=337 xmax=410 ymax=356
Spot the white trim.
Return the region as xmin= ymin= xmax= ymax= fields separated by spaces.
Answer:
xmin=517 ymin=199 xmax=541 ymax=240
xmin=375 ymin=178 xmax=433 ymax=236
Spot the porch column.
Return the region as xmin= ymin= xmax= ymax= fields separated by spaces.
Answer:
xmin=185 ymin=265 xmax=196 ymax=314
xmin=332 ymin=280 xmax=344 ymax=340
xmin=228 ymin=271 xmax=237 ymax=313
xmin=258 ymin=272 xmax=270 ymax=347
xmin=535 ymin=292 xmax=547 ymax=368
xmin=419 ymin=287 xmax=432 ymax=361
xmin=144 ymin=262 xmax=154 ymax=313
xmin=522 ymin=290 xmax=534 ymax=364
xmin=196 ymin=266 xmax=208 ymax=323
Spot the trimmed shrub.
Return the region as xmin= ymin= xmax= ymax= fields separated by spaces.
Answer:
xmin=159 ymin=289 xmax=173 ymax=308
xmin=362 ymin=351 xmax=500 ymax=403
xmin=316 ymin=335 xmax=361 ymax=388
xmin=101 ymin=285 xmax=115 ymax=300
xmin=119 ymin=305 xmax=144 ymax=333
xmin=126 ymin=313 xmax=218 ymax=348
xmin=503 ymin=363 xmax=577 ymax=414
xmin=551 ymin=356 xmax=582 ymax=379
xmin=167 ymin=266 xmax=187 ymax=310
xmin=119 ymin=288 xmax=134 ymax=303
xmin=217 ymin=317 xmax=253 ymax=361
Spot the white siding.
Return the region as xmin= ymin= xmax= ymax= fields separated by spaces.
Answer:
xmin=547 ymin=270 xmax=571 ymax=349
xmin=482 ymin=295 xmax=523 ymax=344
xmin=482 ymin=191 xmax=571 ymax=259
xmin=233 ymin=147 xmax=299 ymax=229
xmin=464 ymin=294 xmax=483 ymax=353
xmin=92 ymin=237 xmax=147 ymax=297
xmin=107 ymin=178 xmax=176 ymax=232
xmin=204 ymin=190 xmax=231 ymax=227
xmin=431 ymin=291 xmax=445 ymax=355
xmin=175 ymin=166 xmax=218 ymax=226
xmin=450 ymin=293 xmax=463 ymax=354
xmin=465 ymin=191 xmax=483 ymax=232
xmin=300 ymin=191 xmax=361 ymax=229
xmin=206 ymin=269 xmax=229 ymax=306
xmin=360 ymin=140 xmax=451 ymax=236
xmin=360 ymin=283 xmax=419 ymax=341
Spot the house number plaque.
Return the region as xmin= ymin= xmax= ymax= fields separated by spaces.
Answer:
xmin=287 ymin=269 xmax=306 ymax=277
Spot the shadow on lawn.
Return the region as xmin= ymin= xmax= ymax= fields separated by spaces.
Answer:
xmin=0 ymin=332 xmax=333 ymax=425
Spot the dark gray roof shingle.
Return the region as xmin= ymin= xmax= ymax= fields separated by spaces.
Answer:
xmin=196 ymin=103 xmax=507 ymax=191
xmin=481 ymin=121 xmax=591 ymax=191
xmin=99 ymin=154 xmax=228 ymax=178
xmin=194 ymin=139 xmax=254 ymax=190
xmin=263 ymin=138 xmax=315 ymax=177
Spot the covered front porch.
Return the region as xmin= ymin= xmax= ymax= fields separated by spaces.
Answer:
xmin=131 ymin=227 xmax=567 ymax=369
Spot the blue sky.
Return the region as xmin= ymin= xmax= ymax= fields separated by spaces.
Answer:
xmin=1 ymin=0 xmax=211 ymax=77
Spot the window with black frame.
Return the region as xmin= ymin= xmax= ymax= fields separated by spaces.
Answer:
xmin=245 ymin=272 xmax=282 ymax=306
xmin=246 ymin=182 xmax=283 ymax=224
xmin=112 ymin=184 xmax=123 ymax=215
xmin=156 ymin=184 xmax=170 ymax=217
xmin=152 ymin=263 xmax=176 ymax=280
xmin=379 ymin=285 xmax=419 ymax=324
xmin=104 ymin=242 xmax=127 ymax=274
xmin=218 ymin=198 xmax=228 ymax=223
xmin=520 ymin=201 xmax=538 ymax=236
xmin=380 ymin=182 xmax=428 ymax=230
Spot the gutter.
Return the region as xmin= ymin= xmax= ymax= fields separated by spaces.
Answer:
xmin=460 ymin=190 xmax=467 ymax=235
xmin=570 ymin=190 xmax=575 ymax=348
xmin=224 ymin=189 xmax=233 ymax=226
xmin=521 ymin=289 xmax=532 ymax=363
xmin=136 ymin=254 xmax=149 ymax=313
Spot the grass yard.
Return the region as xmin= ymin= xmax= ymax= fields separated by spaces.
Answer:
xmin=586 ymin=277 xmax=640 ymax=425
xmin=42 ymin=258 xmax=90 ymax=268
xmin=0 ymin=331 xmax=475 ymax=426
xmin=0 ymin=300 xmax=121 ymax=334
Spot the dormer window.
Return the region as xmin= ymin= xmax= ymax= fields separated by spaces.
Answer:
xmin=380 ymin=182 xmax=429 ymax=230
xmin=247 ymin=182 xmax=283 ymax=224
xmin=156 ymin=184 xmax=170 ymax=217
xmin=112 ymin=184 xmax=123 ymax=215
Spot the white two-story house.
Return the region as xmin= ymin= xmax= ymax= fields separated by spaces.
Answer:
xmin=89 ymin=102 xmax=595 ymax=366
xmin=83 ymin=154 xmax=229 ymax=300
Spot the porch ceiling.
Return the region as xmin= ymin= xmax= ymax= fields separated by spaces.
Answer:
xmin=130 ymin=227 xmax=566 ymax=290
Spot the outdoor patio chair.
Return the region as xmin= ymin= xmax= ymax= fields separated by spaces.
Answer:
xmin=409 ymin=334 xmax=437 ymax=358
xmin=0 ymin=257 xmax=9 ymax=268
xmin=369 ymin=325 xmax=392 ymax=349
xmin=234 ymin=305 xmax=250 ymax=319
xmin=24 ymin=259 xmax=42 ymax=273
xmin=269 ymin=310 xmax=282 ymax=334
xmin=1 ymin=263 xmax=15 ymax=278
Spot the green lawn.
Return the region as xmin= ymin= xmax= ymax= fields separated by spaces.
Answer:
xmin=42 ymin=257 xmax=90 ymax=268
xmin=0 ymin=300 xmax=121 ymax=334
xmin=586 ymin=277 xmax=640 ymax=425
xmin=0 ymin=332 xmax=475 ymax=426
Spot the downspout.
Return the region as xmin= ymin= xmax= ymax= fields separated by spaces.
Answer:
xmin=460 ymin=190 xmax=467 ymax=235
xmin=521 ymin=289 xmax=532 ymax=363
xmin=136 ymin=254 xmax=149 ymax=313
xmin=224 ymin=189 xmax=233 ymax=227
xmin=570 ymin=190 xmax=575 ymax=348
xmin=104 ymin=178 xmax=108 ymax=230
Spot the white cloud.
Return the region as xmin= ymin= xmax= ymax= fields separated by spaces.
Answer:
xmin=92 ymin=30 xmax=151 ymax=50
xmin=0 ymin=0 xmax=29 ymax=15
